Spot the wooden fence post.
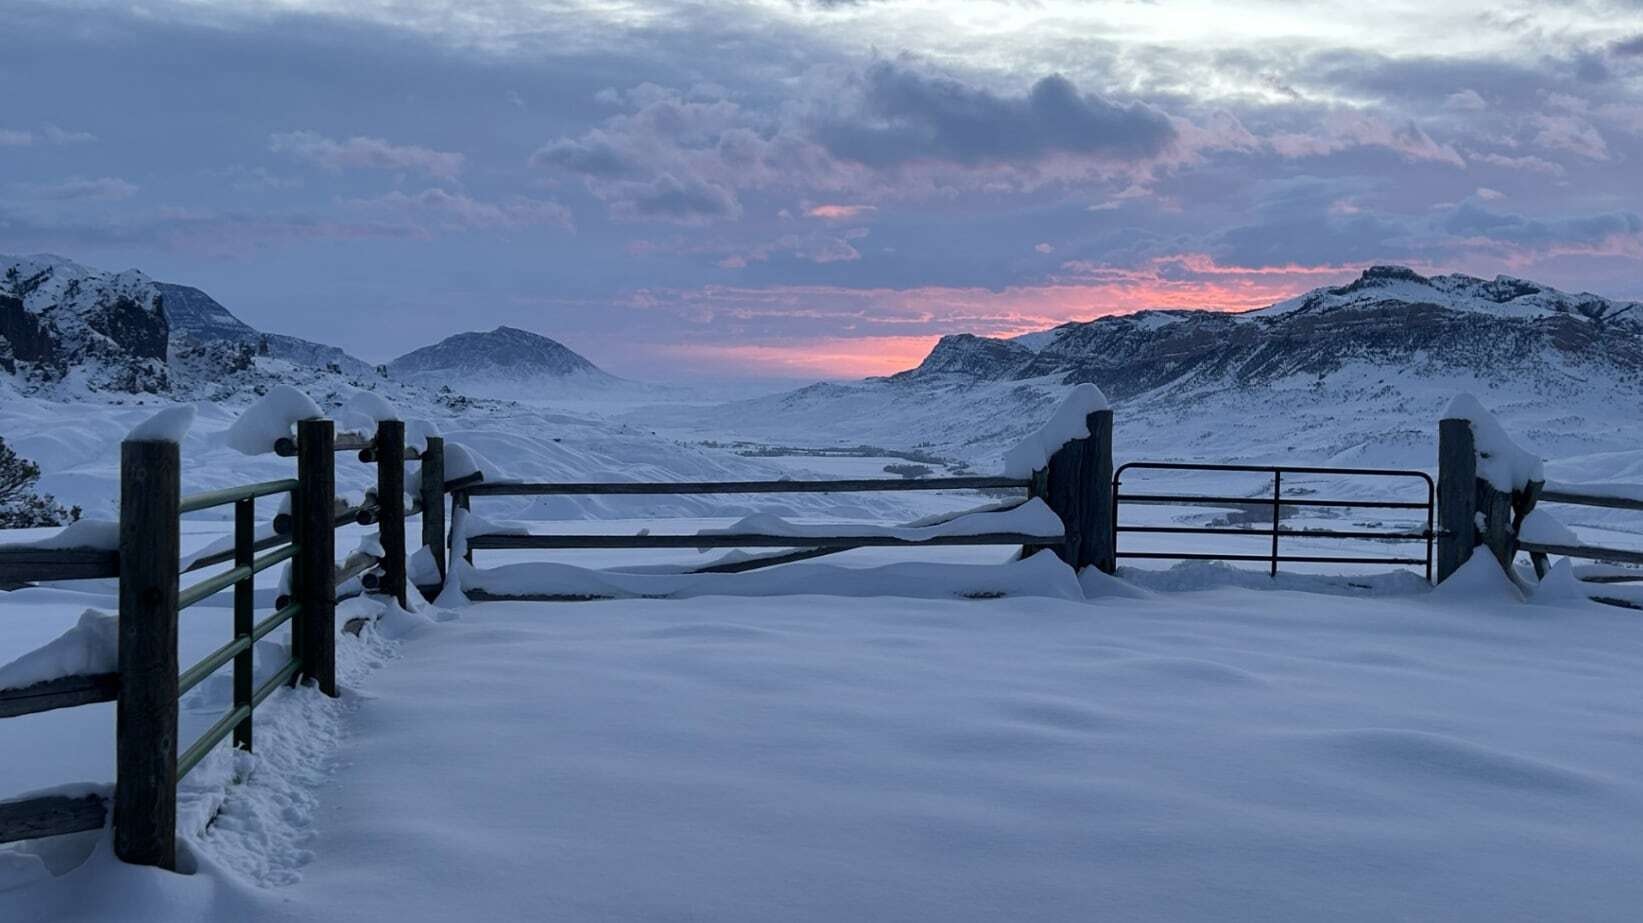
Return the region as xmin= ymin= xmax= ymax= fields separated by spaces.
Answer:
xmin=376 ymin=419 xmax=407 ymax=607
xmin=1436 ymin=416 xmax=1476 ymax=583
xmin=1032 ymin=408 xmax=1116 ymax=573
xmin=115 ymin=438 xmax=181 ymax=870
xmin=419 ymin=435 xmax=446 ymax=596
xmin=295 ymin=418 xmax=337 ymax=697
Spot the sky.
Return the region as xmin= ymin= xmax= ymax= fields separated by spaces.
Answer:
xmin=2 ymin=0 xmax=1642 ymax=380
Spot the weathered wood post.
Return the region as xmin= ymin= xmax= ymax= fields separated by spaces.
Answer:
xmin=115 ymin=437 xmax=181 ymax=869
xmin=232 ymin=497 xmax=255 ymax=752
xmin=1030 ymin=407 xmax=1116 ymax=573
xmin=1436 ymin=416 xmax=1477 ymax=583
xmin=376 ymin=419 xmax=407 ymax=607
xmin=419 ymin=435 xmax=446 ymax=596
xmin=295 ymin=418 xmax=337 ymax=697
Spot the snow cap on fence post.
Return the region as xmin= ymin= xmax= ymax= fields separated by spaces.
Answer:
xmin=226 ymin=385 xmax=324 ymax=455
xmin=1002 ymin=384 xmax=1110 ymax=479
xmin=1005 ymin=384 xmax=1115 ymax=574
xmin=125 ymin=404 xmax=196 ymax=443
xmin=1441 ymin=394 xmax=1544 ymax=492
xmin=1438 ymin=394 xmax=1546 ymax=585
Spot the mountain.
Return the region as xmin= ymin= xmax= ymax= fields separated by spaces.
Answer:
xmin=1 ymin=253 xmax=170 ymax=392
xmin=643 ymin=266 xmax=1643 ymax=471
xmin=387 ymin=326 xmax=618 ymax=395
xmin=158 ymin=282 xmax=375 ymax=377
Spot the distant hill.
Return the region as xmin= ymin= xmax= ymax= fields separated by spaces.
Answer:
xmin=387 ymin=326 xmax=618 ymax=395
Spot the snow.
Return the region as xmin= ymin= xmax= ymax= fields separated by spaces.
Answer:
xmin=1519 ymin=508 xmax=1580 ymax=547
xmin=0 ymin=609 xmax=117 ymax=691
xmin=10 ymin=575 xmax=1643 ymax=920
xmin=224 ymin=385 xmax=324 ymax=456
xmin=125 ymin=404 xmax=196 ymax=443
xmin=440 ymin=441 xmax=506 ymax=483
xmin=1429 ymin=551 xmax=1524 ymax=604
xmin=5 ymin=517 xmax=118 ymax=551
xmin=1545 ymin=480 xmax=1643 ymax=504
xmin=333 ymin=390 xmax=401 ymax=435
xmin=460 ymin=548 xmax=1085 ymax=601
xmin=1443 ymin=393 xmax=1545 ymax=491
xmin=1000 ymin=383 xmax=1109 ymax=478
xmin=697 ymin=497 xmax=1064 ymax=541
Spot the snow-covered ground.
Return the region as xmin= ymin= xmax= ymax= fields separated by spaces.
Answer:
xmin=6 ymin=557 xmax=1643 ymax=921
xmin=4 ymin=373 xmax=1643 ymax=921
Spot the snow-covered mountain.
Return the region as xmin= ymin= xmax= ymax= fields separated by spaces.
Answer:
xmin=159 ymin=283 xmax=375 ymax=377
xmin=1 ymin=254 xmax=170 ymax=393
xmin=643 ymin=266 xmax=1643 ymax=473
xmin=387 ymin=326 xmax=619 ymax=396
xmin=0 ymin=253 xmax=384 ymax=398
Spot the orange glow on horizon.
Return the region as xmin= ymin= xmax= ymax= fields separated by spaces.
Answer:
xmin=645 ymin=256 xmax=1396 ymax=378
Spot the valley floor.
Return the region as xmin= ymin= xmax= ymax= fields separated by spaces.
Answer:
xmin=6 ymin=572 xmax=1643 ymax=922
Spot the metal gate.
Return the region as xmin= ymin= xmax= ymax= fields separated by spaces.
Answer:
xmin=1111 ymin=462 xmax=1436 ymax=579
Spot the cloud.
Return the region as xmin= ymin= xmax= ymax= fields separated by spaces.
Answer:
xmin=1444 ymin=89 xmax=1488 ymax=111
xmin=0 ymin=124 xmax=97 ymax=146
xmin=1530 ymin=111 xmax=1610 ymax=160
xmin=1268 ymin=113 xmax=1466 ymax=166
xmin=269 ymin=130 xmax=464 ymax=179
xmin=1615 ymin=35 xmax=1643 ymax=57
xmin=16 ymin=176 xmax=140 ymax=202
xmin=345 ymin=188 xmax=573 ymax=231
xmin=529 ymin=135 xmax=646 ymax=178
xmin=807 ymin=204 xmax=876 ymax=220
xmin=816 ymin=63 xmax=1178 ymax=168
xmin=1441 ymin=201 xmax=1642 ymax=248
xmin=606 ymin=173 xmax=742 ymax=224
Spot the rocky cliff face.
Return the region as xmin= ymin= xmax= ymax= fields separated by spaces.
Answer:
xmin=0 ymin=255 xmax=169 ymax=392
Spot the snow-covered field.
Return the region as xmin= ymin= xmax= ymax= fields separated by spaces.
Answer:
xmin=7 ymin=556 xmax=1643 ymax=921
xmin=4 ymin=375 xmax=1643 ymax=921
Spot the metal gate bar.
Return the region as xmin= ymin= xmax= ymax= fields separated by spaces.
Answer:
xmin=1112 ymin=462 xmax=1437 ymax=579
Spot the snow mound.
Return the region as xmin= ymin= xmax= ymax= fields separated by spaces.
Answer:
xmin=225 ymin=385 xmax=323 ymax=455
xmin=8 ymin=517 xmax=119 ymax=551
xmin=699 ymin=498 xmax=1064 ymax=542
xmin=1002 ymin=383 xmax=1109 ymax=478
xmin=1531 ymin=558 xmax=1597 ymax=605
xmin=1443 ymin=393 xmax=1544 ymax=491
xmin=126 ymin=404 xmax=196 ymax=442
xmin=1518 ymin=509 xmax=1578 ymax=547
xmin=332 ymin=390 xmax=402 ymax=439
xmin=1429 ymin=552 xmax=1525 ymax=604
xmin=465 ymin=548 xmax=1084 ymax=602
xmin=443 ymin=441 xmax=507 ymax=482
xmin=0 ymin=610 xmax=117 ymax=691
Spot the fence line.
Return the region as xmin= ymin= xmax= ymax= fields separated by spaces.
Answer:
xmin=1 ymin=399 xmax=1637 ymax=865
xmin=0 ymin=417 xmax=461 ymax=862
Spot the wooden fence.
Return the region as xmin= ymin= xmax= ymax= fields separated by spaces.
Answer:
xmin=0 ymin=419 xmax=472 ymax=867
xmin=1 ymin=399 xmax=1638 ymax=867
xmin=1435 ymin=412 xmax=1642 ymax=598
xmin=454 ymin=408 xmax=1114 ymax=594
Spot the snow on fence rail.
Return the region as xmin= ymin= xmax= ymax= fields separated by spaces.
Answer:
xmin=0 ymin=417 xmax=476 ymax=867
xmin=450 ymin=405 xmax=1115 ymax=599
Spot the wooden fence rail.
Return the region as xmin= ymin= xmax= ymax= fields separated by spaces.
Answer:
xmin=0 ymin=416 xmax=460 ymax=863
